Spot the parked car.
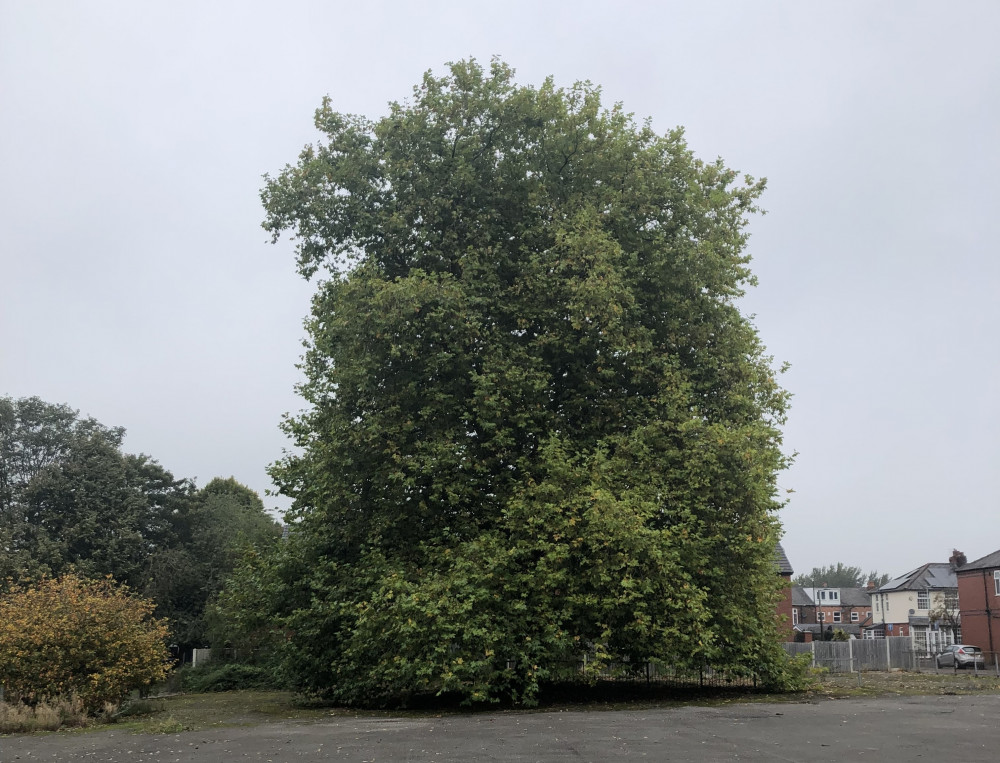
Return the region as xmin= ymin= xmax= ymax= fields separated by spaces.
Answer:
xmin=935 ymin=644 xmax=985 ymax=670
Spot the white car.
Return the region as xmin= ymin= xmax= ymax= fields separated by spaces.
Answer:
xmin=935 ymin=644 xmax=985 ymax=670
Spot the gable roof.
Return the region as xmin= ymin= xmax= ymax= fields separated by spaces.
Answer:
xmin=957 ymin=549 xmax=1000 ymax=573
xmin=774 ymin=542 xmax=793 ymax=576
xmin=876 ymin=562 xmax=957 ymax=593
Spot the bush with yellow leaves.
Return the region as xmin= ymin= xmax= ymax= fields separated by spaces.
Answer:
xmin=0 ymin=574 xmax=170 ymax=712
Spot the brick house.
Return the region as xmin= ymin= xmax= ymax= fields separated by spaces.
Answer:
xmin=790 ymin=585 xmax=872 ymax=640
xmin=956 ymin=549 xmax=1000 ymax=655
xmin=775 ymin=542 xmax=794 ymax=639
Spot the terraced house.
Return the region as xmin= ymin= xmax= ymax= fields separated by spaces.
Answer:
xmin=790 ymin=585 xmax=872 ymax=640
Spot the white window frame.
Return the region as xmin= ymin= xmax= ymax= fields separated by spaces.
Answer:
xmin=792 ymin=608 xmax=798 ymax=625
xmin=851 ymin=611 xmax=859 ymax=622
xmin=917 ymin=590 xmax=929 ymax=609
xmin=994 ymin=570 xmax=1000 ymax=596
xmin=833 ymin=611 xmax=842 ymax=623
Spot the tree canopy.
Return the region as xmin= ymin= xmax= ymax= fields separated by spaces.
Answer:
xmin=793 ymin=564 xmax=890 ymax=589
xmin=254 ymin=58 xmax=793 ymax=704
xmin=0 ymin=396 xmax=281 ymax=650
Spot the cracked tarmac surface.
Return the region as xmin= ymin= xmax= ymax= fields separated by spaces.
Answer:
xmin=3 ymin=694 xmax=999 ymax=762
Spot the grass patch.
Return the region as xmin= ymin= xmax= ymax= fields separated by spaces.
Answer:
xmin=807 ymin=670 xmax=1000 ymax=699
xmin=0 ymin=696 xmax=90 ymax=734
xmin=109 ymin=691 xmax=344 ymax=734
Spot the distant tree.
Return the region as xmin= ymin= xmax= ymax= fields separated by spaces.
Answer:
xmin=16 ymin=437 xmax=191 ymax=587
xmin=144 ymin=477 xmax=281 ymax=649
xmin=0 ymin=397 xmax=126 ymax=582
xmin=0 ymin=396 xmax=279 ymax=652
xmin=793 ymin=563 xmax=889 ymax=589
xmin=0 ymin=574 xmax=170 ymax=712
xmin=0 ymin=397 xmax=123 ymax=506
xmin=254 ymin=58 xmax=794 ymax=705
xmin=928 ymin=594 xmax=960 ymax=639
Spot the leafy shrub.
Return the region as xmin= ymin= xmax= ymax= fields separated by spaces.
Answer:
xmin=0 ymin=575 xmax=170 ymax=712
xmin=180 ymin=663 xmax=284 ymax=692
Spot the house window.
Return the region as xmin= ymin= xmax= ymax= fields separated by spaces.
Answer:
xmin=917 ymin=591 xmax=929 ymax=609
xmin=995 ymin=570 xmax=1000 ymax=596
xmin=944 ymin=592 xmax=958 ymax=609
xmin=829 ymin=590 xmax=840 ymax=603
xmin=851 ymin=611 xmax=859 ymax=622
xmin=833 ymin=612 xmax=842 ymax=623
xmin=792 ymin=608 xmax=798 ymax=625
xmin=819 ymin=612 xmax=826 ymax=622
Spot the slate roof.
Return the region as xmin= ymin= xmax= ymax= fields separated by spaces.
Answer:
xmin=791 ymin=586 xmax=814 ymax=606
xmin=957 ymin=549 xmax=1000 ymax=573
xmin=774 ymin=542 xmax=793 ymax=576
xmin=839 ymin=587 xmax=873 ymax=607
xmin=876 ymin=563 xmax=957 ymax=593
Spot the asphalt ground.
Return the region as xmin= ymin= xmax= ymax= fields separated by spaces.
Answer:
xmin=3 ymin=694 xmax=999 ymax=762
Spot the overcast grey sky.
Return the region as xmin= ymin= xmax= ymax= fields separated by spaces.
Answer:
xmin=2 ymin=1 xmax=998 ymax=578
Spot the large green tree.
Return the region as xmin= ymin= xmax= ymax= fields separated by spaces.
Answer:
xmin=257 ymin=59 xmax=792 ymax=704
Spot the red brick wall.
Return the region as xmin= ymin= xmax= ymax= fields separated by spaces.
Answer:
xmin=777 ymin=574 xmax=794 ymax=640
xmin=958 ymin=568 xmax=1000 ymax=653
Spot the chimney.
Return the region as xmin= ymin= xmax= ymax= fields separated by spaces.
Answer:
xmin=866 ymin=580 xmax=876 ymax=591
xmin=949 ymin=549 xmax=967 ymax=570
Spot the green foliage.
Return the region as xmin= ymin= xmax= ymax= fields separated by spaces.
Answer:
xmin=761 ymin=652 xmax=817 ymax=692
xmin=0 ymin=396 xmax=194 ymax=589
xmin=0 ymin=395 xmax=281 ymax=651
xmin=0 ymin=397 xmax=128 ymax=583
xmin=252 ymin=58 xmax=792 ymax=705
xmin=0 ymin=575 xmax=170 ymax=713
xmin=179 ymin=663 xmax=285 ymax=693
xmin=793 ymin=564 xmax=889 ymax=589
xmin=146 ymin=477 xmax=282 ymax=649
